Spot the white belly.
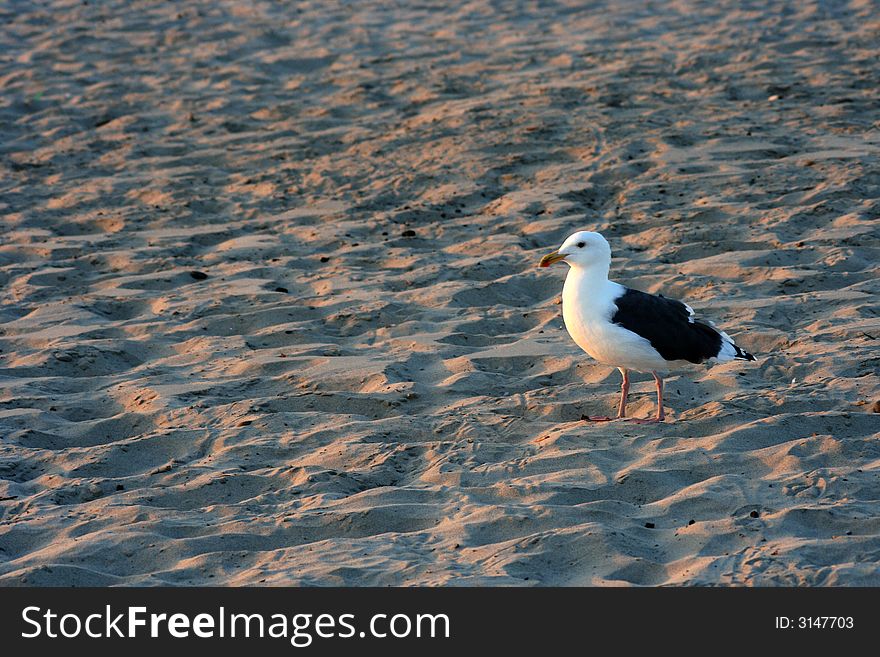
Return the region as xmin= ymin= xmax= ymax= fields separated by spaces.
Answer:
xmin=562 ymin=274 xmax=669 ymax=373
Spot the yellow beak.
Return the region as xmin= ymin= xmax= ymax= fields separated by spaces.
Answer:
xmin=539 ymin=250 xmax=566 ymax=267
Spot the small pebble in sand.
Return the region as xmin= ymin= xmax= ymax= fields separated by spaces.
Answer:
xmin=189 ymin=270 xmax=208 ymax=280
xmin=872 ymin=401 xmax=880 ymax=413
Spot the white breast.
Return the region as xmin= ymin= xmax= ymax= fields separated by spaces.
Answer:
xmin=561 ymin=269 xmax=669 ymax=373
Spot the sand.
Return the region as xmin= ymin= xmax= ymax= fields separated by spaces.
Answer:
xmin=0 ymin=0 xmax=878 ymax=586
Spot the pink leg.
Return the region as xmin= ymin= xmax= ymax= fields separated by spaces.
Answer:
xmin=616 ymin=368 xmax=629 ymax=419
xmin=653 ymin=372 xmax=665 ymax=421
xmin=620 ymin=371 xmax=666 ymax=424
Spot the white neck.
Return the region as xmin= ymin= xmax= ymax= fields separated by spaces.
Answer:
xmin=566 ymin=259 xmax=611 ymax=286
xmin=562 ymin=258 xmax=620 ymax=322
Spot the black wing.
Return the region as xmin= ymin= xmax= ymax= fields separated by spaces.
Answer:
xmin=611 ymin=288 xmax=723 ymax=364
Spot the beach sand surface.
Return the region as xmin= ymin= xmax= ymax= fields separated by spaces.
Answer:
xmin=0 ymin=0 xmax=878 ymax=585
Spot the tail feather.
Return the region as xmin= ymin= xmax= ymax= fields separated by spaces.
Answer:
xmin=716 ymin=330 xmax=756 ymax=362
xmin=732 ymin=343 xmax=756 ymax=361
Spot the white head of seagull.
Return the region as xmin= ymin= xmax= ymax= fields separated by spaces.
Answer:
xmin=538 ymin=229 xmax=755 ymax=424
xmin=539 ymin=230 xmax=611 ymax=273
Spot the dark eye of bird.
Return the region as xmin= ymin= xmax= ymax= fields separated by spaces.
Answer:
xmin=577 ymin=241 xmax=585 ymax=248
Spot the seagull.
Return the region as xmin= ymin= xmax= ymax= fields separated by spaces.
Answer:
xmin=539 ymin=230 xmax=755 ymax=423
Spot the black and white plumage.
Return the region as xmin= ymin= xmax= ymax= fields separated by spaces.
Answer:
xmin=611 ymin=288 xmax=755 ymax=365
xmin=539 ymin=230 xmax=755 ymax=423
